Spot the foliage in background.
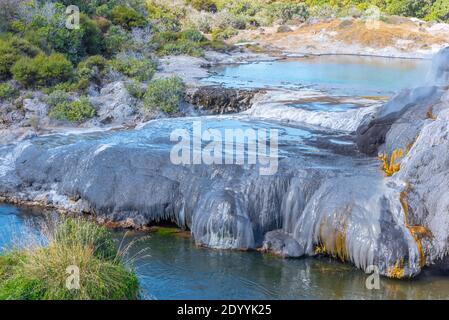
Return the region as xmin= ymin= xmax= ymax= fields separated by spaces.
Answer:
xmin=143 ymin=76 xmax=185 ymax=114
xmin=12 ymin=53 xmax=73 ymax=88
xmin=0 ymin=81 xmax=19 ymax=101
xmin=0 ymin=0 xmax=447 ymax=106
xmin=48 ymin=96 xmax=96 ymax=122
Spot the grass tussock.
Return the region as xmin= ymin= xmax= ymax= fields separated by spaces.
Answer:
xmin=0 ymin=218 xmax=139 ymax=300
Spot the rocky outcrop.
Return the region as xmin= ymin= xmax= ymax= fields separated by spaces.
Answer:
xmin=185 ymin=86 xmax=261 ymax=114
xmin=0 ymin=117 xmax=424 ymax=278
xmin=355 ymin=46 xmax=449 ymax=272
xmin=357 ymin=47 xmax=449 ymax=155
xmin=89 ymin=81 xmax=139 ymax=125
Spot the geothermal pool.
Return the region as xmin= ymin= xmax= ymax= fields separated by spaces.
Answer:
xmin=204 ymin=55 xmax=431 ymax=96
xmin=0 ymin=55 xmax=443 ymax=299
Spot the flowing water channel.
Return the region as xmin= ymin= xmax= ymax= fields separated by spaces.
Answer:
xmin=1 ymin=55 xmax=446 ymax=300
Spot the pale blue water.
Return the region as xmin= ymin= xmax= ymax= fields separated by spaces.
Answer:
xmin=2 ymin=204 xmax=449 ymax=300
xmin=204 ymin=55 xmax=431 ymax=96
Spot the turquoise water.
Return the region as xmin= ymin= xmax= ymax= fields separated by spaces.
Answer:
xmin=2 ymin=204 xmax=449 ymax=300
xmin=204 ymin=55 xmax=431 ymax=96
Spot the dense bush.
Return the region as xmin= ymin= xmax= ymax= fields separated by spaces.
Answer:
xmin=211 ymin=27 xmax=238 ymax=40
xmin=0 ymin=0 xmax=21 ymax=32
xmin=12 ymin=54 xmax=73 ymax=88
xmin=110 ymin=54 xmax=156 ymax=81
xmin=154 ymin=29 xmax=208 ymax=56
xmin=270 ymin=2 xmax=309 ymax=24
xmin=0 ymin=81 xmax=19 ymax=101
xmin=104 ymin=25 xmax=130 ymax=56
xmin=45 ymin=90 xmax=71 ymax=108
xmin=143 ymin=76 xmax=185 ymax=114
xmin=0 ymin=37 xmax=41 ymax=80
xmin=126 ymin=80 xmax=146 ymax=99
xmin=111 ymin=5 xmax=147 ymax=30
xmin=186 ymin=0 xmax=218 ymax=12
xmin=426 ymin=0 xmax=449 ymax=22
xmin=77 ymin=55 xmax=109 ymax=85
xmin=0 ymin=218 xmax=139 ymax=300
xmin=47 ymin=13 xmax=104 ymax=64
xmin=49 ymin=96 xmax=96 ymax=122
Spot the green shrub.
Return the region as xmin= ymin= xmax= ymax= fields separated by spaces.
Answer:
xmin=143 ymin=76 xmax=185 ymax=114
xmin=269 ymin=2 xmax=309 ymax=24
xmin=110 ymin=55 xmax=155 ymax=81
xmin=126 ymin=80 xmax=146 ymax=99
xmin=158 ymin=41 xmax=204 ymax=57
xmin=104 ymin=25 xmax=130 ymax=56
xmin=49 ymin=97 xmax=96 ymax=122
xmin=111 ymin=5 xmax=147 ymax=30
xmin=0 ymin=0 xmax=21 ymax=31
xmin=153 ymin=29 xmax=207 ymax=57
xmin=12 ymin=54 xmax=73 ymax=88
xmin=45 ymin=90 xmax=71 ymax=108
xmin=426 ymin=0 xmax=449 ymax=22
xmin=24 ymin=8 xmax=104 ymax=64
xmin=0 ymin=218 xmax=139 ymax=300
xmin=186 ymin=0 xmax=218 ymax=12
xmin=385 ymin=0 xmax=432 ymax=18
xmin=0 ymin=81 xmax=18 ymax=101
xmin=146 ymin=0 xmax=184 ymax=32
xmin=77 ymin=55 xmax=109 ymax=85
xmin=0 ymin=37 xmax=41 ymax=80
xmin=180 ymin=28 xmax=207 ymax=43
xmin=211 ymin=27 xmax=238 ymax=41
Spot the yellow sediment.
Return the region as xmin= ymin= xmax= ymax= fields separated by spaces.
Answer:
xmin=426 ymin=106 xmax=437 ymax=120
xmin=387 ymin=259 xmax=405 ymax=279
xmin=379 ymin=148 xmax=404 ymax=177
xmin=399 ymin=183 xmax=432 ymax=268
xmin=316 ymin=212 xmax=349 ymax=262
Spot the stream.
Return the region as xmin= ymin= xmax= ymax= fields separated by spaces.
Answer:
xmin=1 ymin=55 xmax=445 ymax=300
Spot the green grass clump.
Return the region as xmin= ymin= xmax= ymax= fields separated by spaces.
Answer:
xmin=49 ymin=97 xmax=96 ymax=122
xmin=143 ymin=76 xmax=185 ymax=114
xmin=0 ymin=218 xmax=139 ymax=300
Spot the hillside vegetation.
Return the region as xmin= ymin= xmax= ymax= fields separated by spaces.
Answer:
xmin=0 ymin=0 xmax=447 ymax=120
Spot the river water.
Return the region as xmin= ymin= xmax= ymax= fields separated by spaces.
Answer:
xmin=1 ymin=55 xmax=446 ymax=300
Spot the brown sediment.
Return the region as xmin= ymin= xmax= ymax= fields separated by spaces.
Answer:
xmin=316 ymin=208 xmax=350 ymax=262
xmin=387 ymin=259 xmax=405 ymax=279
xmin=399 ymin=183 xmax=432 ymax=268
xmin=426 ymin=106 xmax=437 ymax=120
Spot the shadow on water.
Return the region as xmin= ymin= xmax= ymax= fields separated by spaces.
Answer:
xmin=2 ymin=204 xmax=449 ymax=300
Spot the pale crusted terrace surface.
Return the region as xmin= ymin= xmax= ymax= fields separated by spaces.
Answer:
xmin=231 ymin=18 xmax=449 ymax=58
